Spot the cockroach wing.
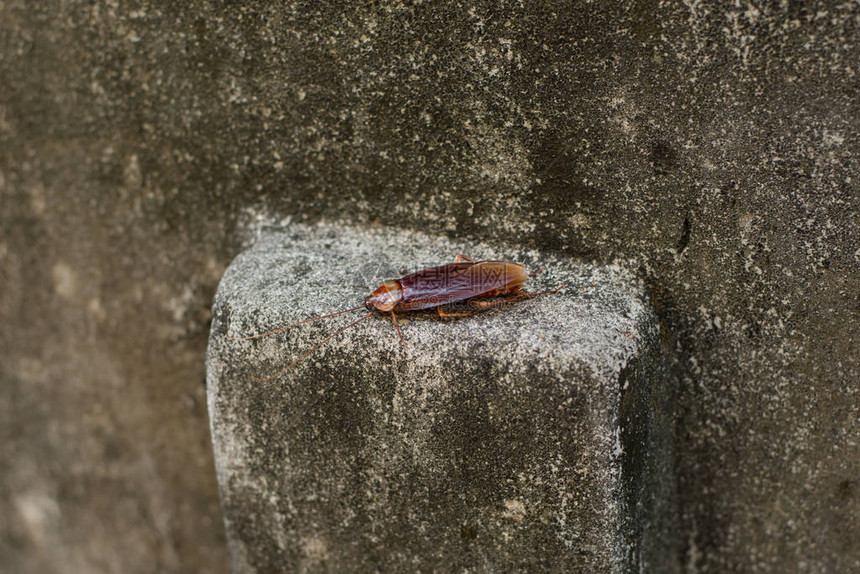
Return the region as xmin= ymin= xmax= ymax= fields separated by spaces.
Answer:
xmin=397 ymin=260 xmax=528 ymax=311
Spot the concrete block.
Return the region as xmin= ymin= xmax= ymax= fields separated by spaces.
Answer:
xmin=207 ymin=223 xmax=675 ymax=572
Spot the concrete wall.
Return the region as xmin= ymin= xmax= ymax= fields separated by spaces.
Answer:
xmin=1 ymin=2 xmax=857 ymax=572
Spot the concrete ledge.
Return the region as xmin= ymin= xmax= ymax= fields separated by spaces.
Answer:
xmin=207 ymin=223 xmax=675 ymax=572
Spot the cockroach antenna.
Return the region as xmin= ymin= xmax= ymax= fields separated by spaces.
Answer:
xmin=248 ymin=311 xmax=373 ymax=381
xmin=228 ymin=304 xmax=366 ymax=341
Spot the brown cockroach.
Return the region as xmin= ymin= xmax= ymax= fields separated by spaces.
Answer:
xmin=231 ymin=254 xmax=565 ymax=380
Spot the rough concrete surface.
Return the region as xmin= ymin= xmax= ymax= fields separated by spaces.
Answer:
xmin=1 ymin=1 xmax=858 ymax=573
xmin=207 ymin=224 xmax=673 ymax=572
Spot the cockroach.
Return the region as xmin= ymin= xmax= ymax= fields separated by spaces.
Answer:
xmin=231 ymin=254 xmax=565 ymax=380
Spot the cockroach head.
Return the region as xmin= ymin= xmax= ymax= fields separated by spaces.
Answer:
xmin=365 ymin=280 xmax=402 ymax=313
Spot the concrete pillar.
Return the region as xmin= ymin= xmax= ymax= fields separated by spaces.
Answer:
xmin=207 ymin=223 xmax=675 ymax=572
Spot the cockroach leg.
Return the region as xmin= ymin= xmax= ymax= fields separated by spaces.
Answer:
xmin=528 ymin=267 xmax=546 ymax=277
xmin=496 ymin=284 xmax=567 ymax=303
xmin=437 ymin=306 xmax=484 ymax=319
xmin=470 ymin=284 xmax=566 ymax=307
xmin=453 ymin=254 xmax=475 ymax=263
xmin=467 ymin=295 xmax=530 ymax=309
xmin=462 ymin=291 xmax=540 ymax=311
xmin=437 ymin=284 xmax=568 ymax=319
xmin=390 ymin=311 xmax=408 ymax=348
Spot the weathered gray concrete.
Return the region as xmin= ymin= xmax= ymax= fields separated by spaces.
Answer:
xmin=2 ymin=1 xmax=858 ymax=572
xmin=207 ymin=224 xmax=674 ymax=572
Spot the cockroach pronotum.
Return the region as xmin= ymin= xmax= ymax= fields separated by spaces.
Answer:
xmin=231 ymin=254 xmax=566 ymax=380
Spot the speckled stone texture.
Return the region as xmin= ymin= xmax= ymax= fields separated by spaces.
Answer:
xmin=207 ymin=224 xmax=674 ymax=572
